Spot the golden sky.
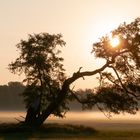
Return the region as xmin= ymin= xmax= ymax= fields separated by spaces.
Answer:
xmin=0 ymin=0 xmax=140 ymax=89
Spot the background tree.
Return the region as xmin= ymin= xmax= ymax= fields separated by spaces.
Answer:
xmin=0 ymin=82 xmax=25 ymax=110
xmin=9 ymin=18 xmax=140 ymax=127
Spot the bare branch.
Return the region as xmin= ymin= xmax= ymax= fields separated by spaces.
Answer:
xmin=69 ymin=88 xmax=97 ymax=104
xmin=96 ymin=104 xmax=112 ymax=119
xmin=66 ymin=60 xmax=114 ymax=86
xmin=78 ymin=67 xmax=83 ymax=72
xmin=70 ymin=90 xmax=85 ymax=104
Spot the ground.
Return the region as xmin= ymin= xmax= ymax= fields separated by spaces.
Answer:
xmin=0 ymin=123 xmax=140 ymax=140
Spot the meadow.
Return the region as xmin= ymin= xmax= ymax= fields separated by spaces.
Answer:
xmin=0 ymin=111 xmax=140 ymax=140
xmin=0 ymin=123 xmax=140 ymax=140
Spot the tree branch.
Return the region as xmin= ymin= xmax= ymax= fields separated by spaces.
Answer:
xmin=70 ymin=90 xmax=86 ymax=104
xmin=65 ymin=60 xmax=113 ymax=86
xmin=109 ymin=65 xmax=139 ymax=99
xmin=96 ymin=104 xmax=112 ymax=119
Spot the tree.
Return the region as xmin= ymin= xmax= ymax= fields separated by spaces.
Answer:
xmin=9 ymin=18 xmax=140 ymax=127
xmin=9 ymin=33 xmax=67 ymax=125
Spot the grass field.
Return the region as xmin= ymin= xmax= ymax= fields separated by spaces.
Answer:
xmin=0 ymin=111 xmax=140 ymax=140
xmin=0 ymin=123 xmax=140 ymax=140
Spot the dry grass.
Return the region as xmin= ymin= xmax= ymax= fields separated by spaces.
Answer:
xmin=0 ymin=123 xmax=140 ymax=140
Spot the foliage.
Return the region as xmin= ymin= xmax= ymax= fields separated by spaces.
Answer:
xmin=90 ymin=18 xmax=140 ymax=114
xmin=9 ymin=33 xmax=68 ymax=117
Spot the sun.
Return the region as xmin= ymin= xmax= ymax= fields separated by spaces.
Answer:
xmin=110 ymin=36 xmax=120 ymax=48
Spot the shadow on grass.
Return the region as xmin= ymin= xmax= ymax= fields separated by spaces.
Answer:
xmin=0 ymin=123 xmax=97 ymax=140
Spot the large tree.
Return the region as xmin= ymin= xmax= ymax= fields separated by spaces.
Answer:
xmin=9 ymin=18 xmax=140 ymax=127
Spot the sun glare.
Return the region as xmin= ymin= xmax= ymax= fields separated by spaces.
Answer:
xmin=110 ymin=36 xmax=120 ymax=48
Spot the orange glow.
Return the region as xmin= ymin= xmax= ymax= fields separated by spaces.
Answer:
xmin=110 ymin=36 xmax=120 ymax=48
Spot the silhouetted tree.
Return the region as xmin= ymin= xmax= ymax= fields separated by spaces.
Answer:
xmin=9 ymin=33 xmax=67 ymax=125
xmin=9 ymin=18 xmax=140 ymax=127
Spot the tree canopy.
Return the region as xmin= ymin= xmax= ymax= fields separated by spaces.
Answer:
xmin=90 ymin=18 xmax=140 ymax=114
xmin=9 ymin=33 xmax=68 ymax=118
xmin=9 ymin=18 xmax=140 ymax=126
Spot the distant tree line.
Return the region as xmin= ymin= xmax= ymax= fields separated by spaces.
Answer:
xmin=0 ymin=81 xmax=140 ymax=112
xmin=0 ymin=81 xmax=82 ymax=111
xmin=0 ymin=82 xmax=25 ymax=110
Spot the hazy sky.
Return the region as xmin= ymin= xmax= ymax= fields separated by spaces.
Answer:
xmin=0 ymin=0 xmax=140 ymax=89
